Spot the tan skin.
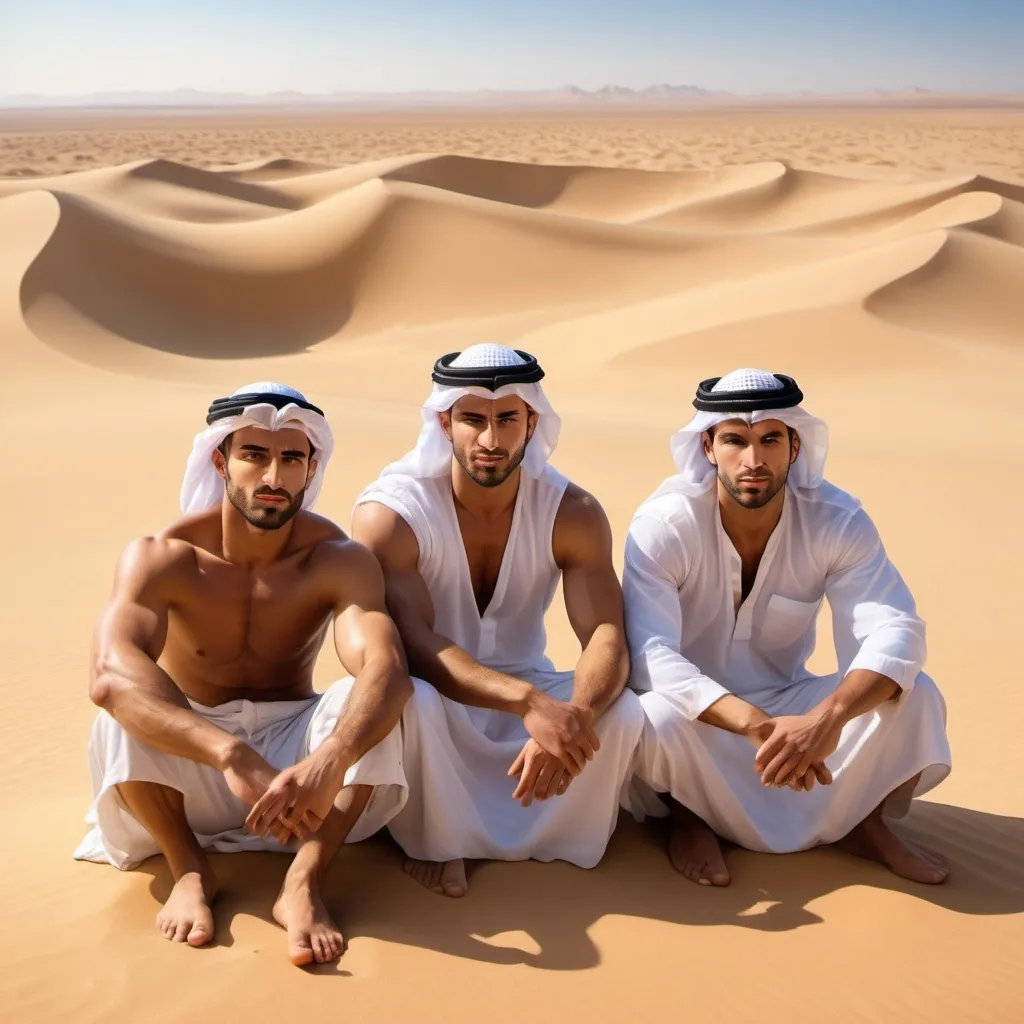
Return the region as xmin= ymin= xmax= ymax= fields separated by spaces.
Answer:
xmin=352 ymin=394 xmax=630 ymax=897
xmin=667 ymin=417 xmax=948 ymax=887
xmin=90 ymin=424 xmax=413 ymax=964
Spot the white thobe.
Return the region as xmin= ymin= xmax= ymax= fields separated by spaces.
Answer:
xmin=74 ymin=679 xmax=408 ymax=870
xmin=622 ymin=479 xmax=951 ymax=853
xmin=357 ymin=465 xmax=644 ymax=867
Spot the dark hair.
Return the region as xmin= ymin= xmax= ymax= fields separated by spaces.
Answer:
xmin=218 ymin=432 xmax=315 ymax=460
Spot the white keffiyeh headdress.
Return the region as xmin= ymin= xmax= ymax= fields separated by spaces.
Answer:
xmin=653 ymin=368 xmax=828 ymax=499
xmin=376 ymin=344 xmax=561 ymax=480
xmin=180 ymin=382 xmax=335 ymax=514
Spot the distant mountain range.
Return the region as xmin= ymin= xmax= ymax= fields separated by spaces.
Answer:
xmin=2 ymin=84 xmax=1021 ymax=110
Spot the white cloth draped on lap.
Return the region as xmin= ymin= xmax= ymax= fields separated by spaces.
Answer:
xmin=621 ymin=368 xmax=951 ymax=852
xmin=73 ymin=679 xmax=408 ymax=870
xmin=355 ymin=344 xmax=643 ymax=867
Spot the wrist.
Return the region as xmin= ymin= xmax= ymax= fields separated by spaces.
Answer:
xmin=313 ymin=733 xmax=350 ymax=774
xmin=215 ymin=736 xmax=249 ymax=773
xmin=515 ymin=684 xmax=545 ymax=718
xmin=814 ymin=696 xmax=850 ymax=729
xmin=740 ymin=709 xmax=772 ymax=742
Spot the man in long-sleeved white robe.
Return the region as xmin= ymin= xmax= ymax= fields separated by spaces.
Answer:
xmin=623 ymin=368 xmax=951 ymax=885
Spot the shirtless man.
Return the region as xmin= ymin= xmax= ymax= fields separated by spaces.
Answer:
xmin=352 ymin=345 xmax=643 ymax=896
xmin=75 ymin=383 xmax=412 ymax=965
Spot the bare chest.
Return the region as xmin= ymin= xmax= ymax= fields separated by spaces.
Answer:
xmin=456 ymin=507 xmax=513 ymax=615
xmin=164 ymin=555 xmax=330 ymax=689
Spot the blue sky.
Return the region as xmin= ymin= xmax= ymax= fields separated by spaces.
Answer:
xmin=1 ymin=0 xmax=1021 ymax=97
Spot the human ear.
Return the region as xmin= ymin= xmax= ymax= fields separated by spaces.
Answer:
xmin=438 ymin=411 xmax=453 ymax=442
xmin=307 ymin=458 xmax=318 ymax=484
xmin=525 ymin=410 xmax=539 ymax=442
xmin=212 ymin=448 xmax=228 ymax=482
xmin=790 ymin=432 xmax=801 ymax=466
xmin=702 ymin=431 xmax=717 ymax=466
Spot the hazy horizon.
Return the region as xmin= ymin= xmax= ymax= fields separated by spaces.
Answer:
xmin=1 ymin=0 xmax=1022 ymax=100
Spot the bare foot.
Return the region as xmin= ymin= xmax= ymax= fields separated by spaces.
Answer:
xmin=156 ymin=870 xmax=217 ymax=947
xmin=669 ymin=818 xmax=731 ymax=887
xmin=839 ymin=817 xmax=949 ymax=885
xmin=272 ymin=874 xmax=346 ymax=966
xmin=404 ymin=857 xmax=467 ymax=897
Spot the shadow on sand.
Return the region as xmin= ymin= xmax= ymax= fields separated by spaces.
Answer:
xmin=129 ymin=800 xmax=1024 ymax=975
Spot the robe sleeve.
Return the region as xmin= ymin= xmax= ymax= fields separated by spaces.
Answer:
xmin=825 ymin=507 xmax=926 ymax=697
xmin=623 ymin=514 xmax=731 ymax=719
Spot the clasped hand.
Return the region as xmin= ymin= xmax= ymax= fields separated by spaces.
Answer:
xmin=224 ymin=743 xmax=346 ymax=845
xmin=752 ymin=711 xmax=843 ymax=791
xmin=509 ymin=692 xmax=600 ymax=807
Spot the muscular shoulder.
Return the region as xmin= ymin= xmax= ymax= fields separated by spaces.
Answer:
xmin=553 ymin=483 xmax=612 ymax=563
xmin=351 ymin=499 xmax=420 ymax=568
xmin=113 ymin=531 xmax=198 ymax=602
xmin=305 ymin=535 xmax=388 ymax=607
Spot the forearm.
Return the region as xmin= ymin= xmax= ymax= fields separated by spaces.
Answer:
xmin=319 ymin=655 xmax=413 ymax=770
xmin=698 ymin=694 xmax=770 ymax=739
xmin=570 ymin=624 xmax=629 ymax=720
xmin=95 ymin=654 xmax=239 ymax=769
xmin=407 ymin=630 xmax=534 ymax=714
xmin=813 ymin=669 xmax=899 ymax=726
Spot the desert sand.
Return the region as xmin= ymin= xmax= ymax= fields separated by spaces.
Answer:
xmin=1 ymin=107 xmax=1023 ymax=1023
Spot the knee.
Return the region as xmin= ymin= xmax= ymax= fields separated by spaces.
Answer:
xmin=638 ymin=690 xmax=689 ymax=739
xmin=903 ymin=672 xmax=946 ymax=721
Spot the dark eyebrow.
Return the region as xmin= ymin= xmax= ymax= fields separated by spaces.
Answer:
xmin=759 ymin=430 xmax=785 ymax=439
xmin=239 ymin=444 xmax=269 ymax=453
xmin=281 ymin=449 xmax=308 ymax=458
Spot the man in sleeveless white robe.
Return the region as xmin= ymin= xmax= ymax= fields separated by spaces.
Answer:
xmin=623 ymin=369 xmax=952 ymax=887
xmin=353 ymin=344 xmax=644 ymax=896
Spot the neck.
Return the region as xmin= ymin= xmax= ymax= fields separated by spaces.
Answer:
xmin=717 ymin=481 xmax=786 ymax=555
xmin=450 ymin=459 xmax=522 ymax=522
xmin=219 ymin=499 xmax=294 ymax=568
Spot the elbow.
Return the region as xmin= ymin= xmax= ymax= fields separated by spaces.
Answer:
xmin=383 ymin=659 xmax=415 ymax=709
xmin=89 ymin=660 xmax=120 ymax=711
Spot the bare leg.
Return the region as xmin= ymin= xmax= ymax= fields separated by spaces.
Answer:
xmin=837 ymin=773 xmax=949 ymax=884
xmin=403 ymin=856 xmax=468 ymax=898
xmin=272 ymin=784 xmax=370 ymax=966
xmin=666 ymin=798 xmax=730 ymax=887
xmin=116 ymin=782 xmax=217 ymax=947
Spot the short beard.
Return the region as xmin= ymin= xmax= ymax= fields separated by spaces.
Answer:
xmin=453 ymin=438 xmax=528 ymax=488
xmin=225 ymin=472 xmax=305 ymax=531
xmin=719 ymin=465 xmax=788 ymax=510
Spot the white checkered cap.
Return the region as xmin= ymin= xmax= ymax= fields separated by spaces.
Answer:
xmin=710 ymin=368 xmax=783 ymax=393
xmin=450 ymin=344 xmax=527 ymax=368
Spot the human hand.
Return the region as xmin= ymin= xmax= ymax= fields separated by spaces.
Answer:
xmin=521 ymin=690 xmax=599 ymax=775
xmin=245 ymin=742 xmax=348 ymax=841
xmin=508 ymin=739 xmax=573 ymax=807
xmin=221 ymin=744 xmax=297 ymax=845
xmin=753 ymin=713 xmax=842 ymax=789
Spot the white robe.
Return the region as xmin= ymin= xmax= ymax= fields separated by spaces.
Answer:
xmin=74 ymin=679 xmax=408 ymax=870
xmin=622 ymin=479 xmax=951 ymax=853
xmin=357 ymin=465 xmax=644 ymax=868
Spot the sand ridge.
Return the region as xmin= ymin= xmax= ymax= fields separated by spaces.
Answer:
xmin=1 ymin=110 xmax=1022 ymax=1023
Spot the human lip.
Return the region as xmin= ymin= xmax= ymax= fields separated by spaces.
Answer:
xmin=475 ymin=453 xmax=505 ymax=465
xmin=738 ymin=477 xmax=770 ymax=485
xmin=255 ymin=494 xmax=288 ymax=503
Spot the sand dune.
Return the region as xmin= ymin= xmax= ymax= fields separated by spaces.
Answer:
xmin=2 ymin=111 xmax=1023 ymax=1024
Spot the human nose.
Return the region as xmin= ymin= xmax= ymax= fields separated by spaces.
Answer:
xmin=262 ymin=459 xmax=284 ymax=488
xmin=479 ymin=418 xmax=499 ymax=450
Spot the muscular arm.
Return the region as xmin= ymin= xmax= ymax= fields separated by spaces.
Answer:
xmin=353 ymin=499 xmax=598 ymax=795
xmin=90 ymin=538 xmax=242 ymax=770
xmin=555 ymin=488 xmax=629 ymax=722
xmin=351 ymin=502 xmax=534 ymax=714
xmin=321 ymin=542 xmax=414 ymax=772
